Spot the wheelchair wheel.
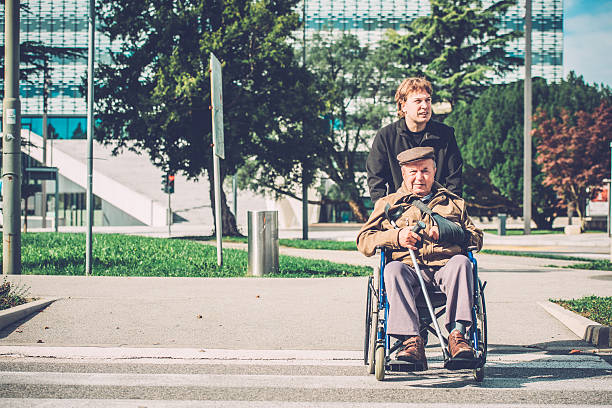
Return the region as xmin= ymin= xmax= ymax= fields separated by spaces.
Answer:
xmin=472 ymin=278 xmax=487 ymax=382
xmin=366 ymin=268 xmax=380 ymax=374
xmin=364 ymin=276 xmax=372 ymax=365
xmin=374 ymin=345 xmax=386 ymax=381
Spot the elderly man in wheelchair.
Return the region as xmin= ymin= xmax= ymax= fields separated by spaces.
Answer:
xmin=358 ymin=146 xmax=485 ymax=380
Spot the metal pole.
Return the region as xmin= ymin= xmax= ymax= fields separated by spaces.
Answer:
xmin=168 ymin=191 xmax=171 ymax=237
xmin=609 ymin=142 xmax=612 ymax=261
xmin=213 ymin=153 xmax=222 ymax=267
xmin=232 ymin=174 xmax=237 ymax=217
xmin=85 ymin=0 xmax=95 ymax=275
xmin=54 ymin=172 xmax=59 ymax=232
xmin=302 ymin=169 xmax=308 ymax=240
xmin=2 ymin=0 xmax=22 ymax=275
xmin=41 ymin=70 xmax=48 ymax=228
xmin=301 ymin=0 xmax=309 ymax=241
xmin=523 ymin=0 xmax=532 ymax=235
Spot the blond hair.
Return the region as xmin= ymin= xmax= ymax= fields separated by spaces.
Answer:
xmin=395 ymin=77 xmax=433 ymax=118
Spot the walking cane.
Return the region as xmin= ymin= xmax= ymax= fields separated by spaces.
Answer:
xmin=384 ymin=206 xmax=451 ymax=362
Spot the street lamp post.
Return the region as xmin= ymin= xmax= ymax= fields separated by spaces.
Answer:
xmin=523 ymin=0 xmax=532 ymax=235
xmin=2 ymin=0 xmax=22 ymax=275
xmin=85 ymin=0 xmax=95 ymax=275
xmin=301 ymin=0 xmax=309 ymax=241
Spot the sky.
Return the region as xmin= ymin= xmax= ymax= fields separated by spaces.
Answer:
xmin=563 ymin=0 xmax=612 ymax=87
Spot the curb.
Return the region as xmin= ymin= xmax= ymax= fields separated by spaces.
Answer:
xmin=537 ymin=300 xmax=611 ymax=348
xmin=0 ymin=297 xmax=61 ymax=331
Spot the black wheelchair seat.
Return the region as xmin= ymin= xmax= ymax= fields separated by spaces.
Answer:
xmin=416 ymin=286 xmax=446 ymax=309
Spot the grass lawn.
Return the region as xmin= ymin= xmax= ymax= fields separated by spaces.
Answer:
xmin=5 ymin=233 xmax=370 ymax=278
xmin=551 ymin=295 xmax=612 ymax=326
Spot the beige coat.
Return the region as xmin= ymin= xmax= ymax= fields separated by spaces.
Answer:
xmin=357 ymin=182 xmax=483 ymax=267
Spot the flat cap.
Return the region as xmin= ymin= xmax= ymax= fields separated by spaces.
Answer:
xmin=397 ymin=146 xmax=435 ymax=165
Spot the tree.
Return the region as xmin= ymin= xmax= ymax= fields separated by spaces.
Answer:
xmin=238 ymin=32 xmax=396 ymax=222
xmin=306 ymin=33 xmax=393 ymax=221
xmin=535 ymin=102 xmax=612 ymax=228
xmin=446 ymin=78 xmax=559 ymax=227
xmin=384 ymin=0 xmax=521 ymax=107
xmin=447 ymin=73 xmax=611 ymax=228
xmin=94 ymin=0 xmax=309 ymax=236
xmin=227 ymin=1 xmax=523 ymax=223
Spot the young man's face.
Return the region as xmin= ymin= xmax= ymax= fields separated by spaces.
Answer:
xmin=401 ymin=158 xmax=435 ymax=196
xmin=401 ymin=91 xmax=432 ymax=130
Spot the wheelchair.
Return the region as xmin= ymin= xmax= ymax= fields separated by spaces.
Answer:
xmin=363 ymin=243 xmax=487 ymax=382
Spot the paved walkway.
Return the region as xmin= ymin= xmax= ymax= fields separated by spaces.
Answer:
xmin=1 ymin=242 xmax=610 ymax=350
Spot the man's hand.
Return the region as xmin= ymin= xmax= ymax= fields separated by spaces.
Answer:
xmin=398 ymin=227 xmax=422 ymax=250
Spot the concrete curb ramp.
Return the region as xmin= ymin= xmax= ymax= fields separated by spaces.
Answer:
xmin=0 ymin=297 xmax=61 ymax=331
xmin=538 ymin=300 xmax=612 ymax=348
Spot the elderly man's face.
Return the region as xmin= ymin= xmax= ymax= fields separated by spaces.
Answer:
xmin=401 ymin=158 xmax=435 ymax=196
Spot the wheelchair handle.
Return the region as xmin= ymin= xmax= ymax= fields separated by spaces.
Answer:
xmin=411 ymin=220 xmax=426 ymax=234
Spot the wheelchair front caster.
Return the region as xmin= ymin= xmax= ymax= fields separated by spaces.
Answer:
xmin=473 ymin=366 xmax=485 ymax=382
xmin=375 ymin=346 xmax=386 ymax=381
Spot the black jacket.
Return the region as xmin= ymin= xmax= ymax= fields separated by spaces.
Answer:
xmin=366 ymin=118 xmax=463 ymax=203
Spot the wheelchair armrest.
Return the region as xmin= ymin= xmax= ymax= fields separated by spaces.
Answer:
xmin=375 ymin=246 xmax=394 ymax=262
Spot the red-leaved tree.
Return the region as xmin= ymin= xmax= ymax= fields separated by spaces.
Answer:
xmin=534 ymin=102 xmax=612 ymax=228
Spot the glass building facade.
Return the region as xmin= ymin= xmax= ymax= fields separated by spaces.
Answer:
xmin=0 ymin=0 xmax=120 ymax=139
xmin=1 ymin=1 xmax=562 ymax=140
xmin=303 ymin=0 xmax=563 ymax=83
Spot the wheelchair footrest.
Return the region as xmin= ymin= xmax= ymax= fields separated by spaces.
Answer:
xmin=444 ymin=356 xmax=483 ymax=370
xmin=387 ymin=359 xmax=427 ymax=372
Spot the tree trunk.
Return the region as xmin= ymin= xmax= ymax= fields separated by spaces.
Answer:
xmin=347 ymin=198 xmax=369 ymax=223
xmin=207 ymin=169 xmax=242 ymax=237
xmin=574 ymin=200 xmax=587 ymax=232
xmin=531 ymin=210 xmax=553 ymax=230
xmin=567 ymin=202 xmax=574 ymax=226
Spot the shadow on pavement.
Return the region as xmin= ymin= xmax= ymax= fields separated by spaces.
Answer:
xmin=384 ymin=340 xmax=611 ymax=388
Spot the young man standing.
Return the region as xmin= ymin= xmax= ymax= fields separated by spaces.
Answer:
xmin=366 ymin=77 xmax=463 ymax=203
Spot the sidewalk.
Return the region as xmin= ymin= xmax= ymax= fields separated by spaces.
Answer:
xmin=1 ymin=244 xmax=610 ymax=351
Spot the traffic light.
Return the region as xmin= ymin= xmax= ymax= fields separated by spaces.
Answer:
xmin=167 ymin=174 xmax=175 ymax=194
xmin=161 ymin=173 xmax=175 ymax=194
xmin=161 ymin=174 xmax=168 ymax=193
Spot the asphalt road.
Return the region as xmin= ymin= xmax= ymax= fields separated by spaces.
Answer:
xmin=0 ymin=346 xmax=610 ymax=406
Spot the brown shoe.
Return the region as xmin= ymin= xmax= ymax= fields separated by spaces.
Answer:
xmin=448 ymin=330 xmax=475 ymax=359
xmin=396 ymin=336 xmax=427 ymax=370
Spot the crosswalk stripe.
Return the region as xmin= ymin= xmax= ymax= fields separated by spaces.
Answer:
xmin=1 ymin=370 xmax=611 ymax=391
xmin=0 ymin=346 xmax=362 ymax=364
xmin=1 ymin=346 xmax=610 ymax=370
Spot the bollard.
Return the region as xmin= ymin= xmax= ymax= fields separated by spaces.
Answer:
xmin=247 ymin=211 xmax=279 ymax=276
xmin=497 ymin=213 xmax=507 ymax=236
